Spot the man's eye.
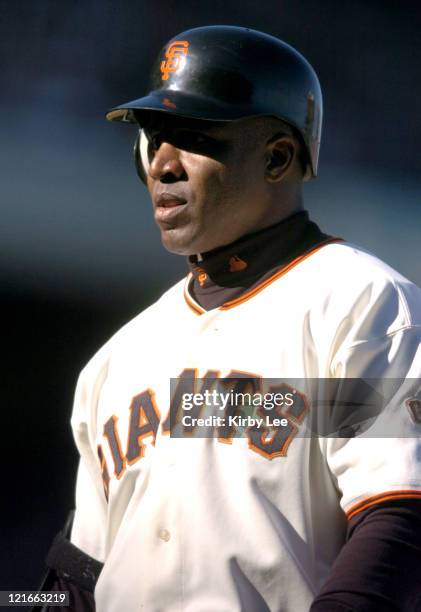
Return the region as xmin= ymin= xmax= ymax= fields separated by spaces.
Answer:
xmin=144 ymin=129 xmax=217 ymax=155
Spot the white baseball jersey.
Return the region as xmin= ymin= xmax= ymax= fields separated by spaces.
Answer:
xmin=70 ymin=241 xmax=421 ymax=612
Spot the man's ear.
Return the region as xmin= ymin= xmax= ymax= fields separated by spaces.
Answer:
xmin=264 ymin=135 xmax=297 ymax=182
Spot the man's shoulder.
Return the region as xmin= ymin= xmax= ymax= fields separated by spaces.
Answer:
xmin=305 ymin=240 xmax=419 ymax=303
xmin=301 ymin=240 xmax=421 ymax=332
xmin=79 ymin=276 xmax=186 ymax=380
xmin=266 ymin=240 xmax=421 ymax=339
xmin=309 ymin=240 xmax=411 ymax=281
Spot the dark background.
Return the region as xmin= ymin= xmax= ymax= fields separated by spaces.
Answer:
xmin=1 ymin=0 xmax=420 ymax=596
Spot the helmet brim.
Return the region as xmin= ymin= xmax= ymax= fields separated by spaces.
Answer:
xmin=106 ymin=90 xmax=265 ymax=124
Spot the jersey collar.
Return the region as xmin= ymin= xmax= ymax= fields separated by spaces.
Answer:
xmin=185 ymin=211 xmax=339 ymax=313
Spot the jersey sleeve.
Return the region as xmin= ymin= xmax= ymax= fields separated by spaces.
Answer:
xmin=70 ymin=459 xmax=108 ymax=561
xmin=69 ymin=360 xmax=109 ymax=561
xmin=322 ymin=279 xmax=421 ymax=517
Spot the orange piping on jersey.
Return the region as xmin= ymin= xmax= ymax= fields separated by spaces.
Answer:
xmin=103 ymin=414 xmax=127 ymax=480
xmin=161 ymin=367 xmax=202 ymax=434
xmin=97 ymin=444 xmax=110 ymax=502
xmin=346 ymin=489 xmax=421 ymax=521
xmin=126 ymin=389 xmax=161 ymax=467
xmin=220 ymin=237 xmax=343 ymax=310
xmin=247 ymin=422 xmax=299 ymax=460
xmin=216 ymin=371 xmax=262 ymax=444
xmin=184 ymin=275 xmax=205 ymax=315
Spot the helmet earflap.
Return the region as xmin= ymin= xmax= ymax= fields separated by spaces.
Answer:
xmin=133 ymin=129 xmax=150 ymax=184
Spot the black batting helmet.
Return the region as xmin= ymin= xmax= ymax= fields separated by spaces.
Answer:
xmin=106 ymin=25 xmax=322 ymax=181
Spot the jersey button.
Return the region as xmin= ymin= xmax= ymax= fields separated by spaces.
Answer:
xmin=158 ymin=529 xmax=171 ymax=542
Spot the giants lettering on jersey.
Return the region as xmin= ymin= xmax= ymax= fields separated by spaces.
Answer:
xmin=98 ymin=369 xmax=309 ymax=499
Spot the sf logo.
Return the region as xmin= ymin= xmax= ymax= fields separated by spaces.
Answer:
xmin=160 ymin=40 xmax=189 ymax=81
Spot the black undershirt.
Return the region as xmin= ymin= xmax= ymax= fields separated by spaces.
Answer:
xmin=187 ymin=210 xmax=334 ymax=310
xmin=311 ymin=500 xmax=421 ymax=611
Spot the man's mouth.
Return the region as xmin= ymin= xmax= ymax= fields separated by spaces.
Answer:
xmin=156 ymin=193 xmax=187 ymax=207
xmin=155 ymin=193 xmax=187 ymax=222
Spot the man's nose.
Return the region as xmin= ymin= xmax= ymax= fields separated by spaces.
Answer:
xmin=148 ymin=142 xmax=186 ymax=182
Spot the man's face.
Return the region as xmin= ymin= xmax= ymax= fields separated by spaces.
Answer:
xmin=143 ymin=114 xmax=287 ymax=255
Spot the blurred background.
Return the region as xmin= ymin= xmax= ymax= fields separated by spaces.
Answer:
xmin=1 ymin=0 xmax=420 ymax=596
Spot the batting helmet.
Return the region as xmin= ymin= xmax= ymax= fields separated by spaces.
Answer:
xmin=106 ymin=25 xmax=322 ymax=181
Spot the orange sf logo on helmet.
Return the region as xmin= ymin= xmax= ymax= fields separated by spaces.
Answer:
xmin=160 ymin=40 xmax=189 ymax=81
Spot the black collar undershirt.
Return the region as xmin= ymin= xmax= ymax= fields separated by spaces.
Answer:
xmin=187 ymin=211 xmax=334 ymax=311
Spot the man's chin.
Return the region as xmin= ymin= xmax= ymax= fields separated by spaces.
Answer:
xmin=159 ymin=226 xmax=226 ymax=256
xmin=160 ymin=230 xmax=199 ymax=257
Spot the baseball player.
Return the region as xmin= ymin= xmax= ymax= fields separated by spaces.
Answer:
xmin=39 ymin=26 xmax=421 ymax=611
